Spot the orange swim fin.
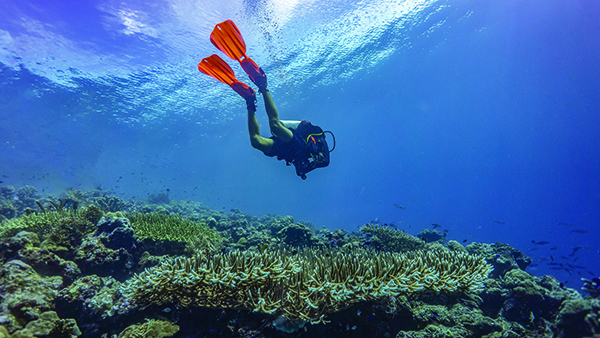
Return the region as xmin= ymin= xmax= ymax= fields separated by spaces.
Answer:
xmin=210 ymin=20 xmax=266 ymax=89
xmin=198 ymin=54 xmax=255 ymax=98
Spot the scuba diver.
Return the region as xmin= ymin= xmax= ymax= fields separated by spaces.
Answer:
xmin=198 ymin=20 xmax=334 ymax=180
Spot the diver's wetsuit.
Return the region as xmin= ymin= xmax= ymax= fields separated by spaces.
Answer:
xmin=264 ymin=127 xmax=305 ymax=161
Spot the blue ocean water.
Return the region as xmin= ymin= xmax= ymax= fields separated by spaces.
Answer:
xmin=1 ymin=0 xmax=599 ymax=290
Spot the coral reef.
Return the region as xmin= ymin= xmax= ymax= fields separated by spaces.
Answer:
xmin=0 ymin=206 xmax=102 ymax=242
xmin=74 ymin=234 xmax=134 ymax=280
xmin=2 ymin=186 xmax=599 ymax=338
xmin=466 ymin=242 xmax=532 ymax=278
xmin=126 ymin=212 xmax=221 ymax=246
xmin=583 ymin=277 xmax=600 ymax=298
xmin=91 ymin=196 xmax=130 ymax=213
xmin=416 ymin=228 xmax=447 ymax=245
xmin=120 ymin=248 xmax=493 ymax=323
xmin=146 ymin=191 xmax=171 ymax=205
xmin=23 ymin=311 xmax=81 ymax=337
xmin=277 ymin=223 xmax=320 ymax=247
xmin=95 ymin=216 xmax=136 ymax=250
xmin=117 ymin=319 xmax=179 ymax=338
xmin=556 ymin=297 xmax=600 ymax=337
xmin=447 ymin=239 xmax=468 ymax=253
xmin=17 ymin=247 xmax=80 ymax=284
xmin=0 ymin=260 xmax=63 ymax=332
xmin=360 ymin=223 xmax=428 ymax=252
xmin=56 ymin=275 xmax=122 ymax=320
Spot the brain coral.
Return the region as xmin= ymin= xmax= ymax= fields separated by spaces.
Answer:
xmin=121 ymin=248 xmax=493 ymax=323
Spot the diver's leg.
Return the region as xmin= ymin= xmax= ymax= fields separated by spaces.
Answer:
xmin=247 ymin=106 xmax=273 ymax=154
xmin=260 ymin=89 xmax=293 ymax=142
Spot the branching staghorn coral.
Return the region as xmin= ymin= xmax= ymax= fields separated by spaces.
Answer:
xmin=126 ymin=212 xmax=222 ymax=245
xmin=120 ymin=248 xmax=493 ymax=323
xmin=0 ymin=205 xmax=104 ymax=239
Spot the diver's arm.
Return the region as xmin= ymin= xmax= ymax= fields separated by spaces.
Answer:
xmin=247 ymin=107 xmax=273 ymax=154
xmin=261 ymin=89 xmax=293 ymax=142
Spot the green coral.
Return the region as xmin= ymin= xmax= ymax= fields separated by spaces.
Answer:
xmin=57 ymin=275 xmax=121 ymax=319
xmin=277 ymin=223 xmax=319 ymax=246
xmin=360 ymin=224 xmax=427 ymax=252
xmin=0 ymin=326 xmax=34 ymax=338
xmin=126 ymin=212 xmax=222 ymax=245
xmin=0 ymin=201 xmax=18 ymax=220
xmin=47 ymin=216 xmax=96 ymax=249
xmin=0 ymin=211 xmax=64 ymax=239
xmin=121 ymin=248 xmax=493 ymax=323
xmin=0 ymin=260 xmax=63 ymax=331
xmin=92 ymin=196 xmax=129 ymax=213
xmin=466 ymin=242 xmax=532 ymax=277
xmin=0 ymin=206 xmax=103 ymax=240
xmin=24 ymin=311 xmax=81 ymax=337
xmin=117 ymin=319 xmax=178 ymax=338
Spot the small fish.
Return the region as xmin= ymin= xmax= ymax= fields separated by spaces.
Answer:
xmin=462 ymin=239 xmax=468 ymax=243
xmin=162 ymin=308 xmax=171 ymax=313
xmin=529 ymin=311 xmax=535 ymax=323
xmin=550 ymin=247 xmax=558 ymax=251
xmin=570 ymin=230 xmax=588 ymax=234
xmin=357 ymin=309 xmax=361 ymax=316
xmin=557 ymin=222 xmax=574 ymax=226
xmin=492 ymin=220 xmax=506 ymax=225
xmin=394 ymin=203 xmax=406 ymax=210
xmin=432 ymin=223 xmax=442 ymax=229
xmin=528 ymin=247 xmax=540 ymax=252
xmin=533 ymin=241 xmax=550 ymax=245
xmin=569 ymin=246 xmax=589 ymax=256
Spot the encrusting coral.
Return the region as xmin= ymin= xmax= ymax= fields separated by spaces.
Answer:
xmin=117 ymin=319 xmax=179 ymax=338
xmin=120 ymin=248 xmax=493 ymax=323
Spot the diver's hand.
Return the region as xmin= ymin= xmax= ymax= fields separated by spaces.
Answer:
xmin=245 ymin=93 xmax=257 ymax=112
xmin=253 ymin=68 xmax=268 ymax=92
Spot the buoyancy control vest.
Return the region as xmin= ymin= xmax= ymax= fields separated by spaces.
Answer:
xmin=282 ymin=121 xmax=335 ymax=180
